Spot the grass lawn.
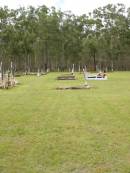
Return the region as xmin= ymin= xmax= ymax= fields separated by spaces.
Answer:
xmin=0 ymin=72 xmax=130 ymax=173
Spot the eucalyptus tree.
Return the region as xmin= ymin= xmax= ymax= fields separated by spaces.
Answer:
xmin=0 ymin=6 xmax=11 ymax=62
xmin=0 ymin=3 xmax=130 ymax=71
xmin=92 ymin=3 xmax=129 ymax=70
xmin=59 ymin=11 xmax=84 ymax=70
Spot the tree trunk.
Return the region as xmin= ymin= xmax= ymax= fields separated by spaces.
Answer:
xmin=93 ymin=52 xmax=96 ymax=71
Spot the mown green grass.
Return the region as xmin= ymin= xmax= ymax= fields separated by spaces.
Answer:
xmin=0 ymin=72 xmax=130 ymax=173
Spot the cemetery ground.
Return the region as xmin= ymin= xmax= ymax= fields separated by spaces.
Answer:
xmin=0 ymin=72 xmax=130 ymax=173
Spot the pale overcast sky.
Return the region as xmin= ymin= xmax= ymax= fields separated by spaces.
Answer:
xmin=0 ymin=0 xmax=130 ymax=15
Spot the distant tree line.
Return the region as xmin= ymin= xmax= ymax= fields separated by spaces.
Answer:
xmin=0 ymin=3 xmax=130 ymax=72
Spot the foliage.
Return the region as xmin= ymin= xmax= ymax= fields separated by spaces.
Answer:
xmin=0 ymin=4 xmax=130 ymax=71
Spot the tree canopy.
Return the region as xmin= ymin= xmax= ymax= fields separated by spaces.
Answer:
xmin=0 ymin=3 xmax=130 ymax=71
